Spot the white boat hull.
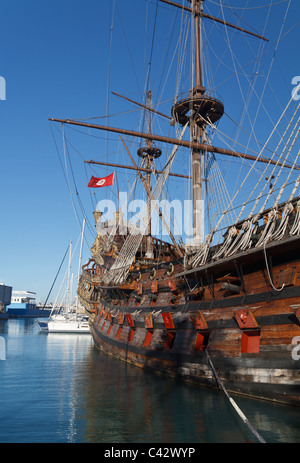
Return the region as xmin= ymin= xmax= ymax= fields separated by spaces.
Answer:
xmin=47 ymin=320 xmax=90 ymax=333
xmin=39 ymin=317 xmax=90 ymax=333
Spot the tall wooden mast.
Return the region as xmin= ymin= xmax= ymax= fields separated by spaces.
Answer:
xmin=136 ymin=71 xmax=162 ymax=258
xmin=49 ymin=0 xmax=285 ymax=253
xmin=172 ymin=0 xmax=224 ymax=248
xmin=193 ymin=0 xmax=205 ymax=249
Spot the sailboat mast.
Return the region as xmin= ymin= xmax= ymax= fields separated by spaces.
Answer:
xmin=78 ymin=219 xmax=85 ymax=279
xmin=66 ymin=242 xmax=72 ymax=311
xmin=76 ymin=219 xmax=85 ymax=310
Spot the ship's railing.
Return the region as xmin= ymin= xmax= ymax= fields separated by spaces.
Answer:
xmin=80 ymin=269 xmax=102 ymax=284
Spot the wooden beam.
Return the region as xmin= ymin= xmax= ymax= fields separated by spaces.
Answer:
xmin=158 ymin=0 xmax=269 ymax=42
xmin=84 ymin=159 xmax=190 ymax=179
xmin=49 ymin=118 xmax=299 ymax=170
xmin=112 ymin=91 xmax=172 ymax=120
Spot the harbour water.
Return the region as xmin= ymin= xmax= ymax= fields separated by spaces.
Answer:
xmin=0 ymin=318 xmax=299 ymax=444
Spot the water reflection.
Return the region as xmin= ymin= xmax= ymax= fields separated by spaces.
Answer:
xmin=0 ymin=318 xmax=299 ymax=443
xmin=78 ymin=348 xmax=297 ymax=443
xmin=42 ymin=332 xmax=93 ymax=443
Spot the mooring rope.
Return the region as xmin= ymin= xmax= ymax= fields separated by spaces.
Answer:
xmin=205 ymin=350 xmax=266 ymax=443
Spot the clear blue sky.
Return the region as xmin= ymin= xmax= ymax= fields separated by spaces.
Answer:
xmin=0 ymin=0 xmax=299 ymax=302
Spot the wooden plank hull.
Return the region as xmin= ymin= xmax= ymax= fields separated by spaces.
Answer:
xmin=91 ymin=323 xmax=299 ymax=406
xmin=81 ymin=236 xmax=300 ymax=407
xmin=90 ymin=304 xmax=300 ymax=406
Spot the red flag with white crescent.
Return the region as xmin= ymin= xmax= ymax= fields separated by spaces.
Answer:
xmin=88 ymin=172 xmax=115 ymax=188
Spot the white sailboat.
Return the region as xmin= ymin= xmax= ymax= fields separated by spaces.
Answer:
xmin=39 ymin=220 xmax=90 ymax=334
xmin=45 ymin=311 xmax=90 ymax=334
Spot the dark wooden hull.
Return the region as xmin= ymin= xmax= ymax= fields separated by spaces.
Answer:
xmin=91 ymin=322 xmax=299 ymax=406
xmin=82 ymin=235 xmax=300 ymax=407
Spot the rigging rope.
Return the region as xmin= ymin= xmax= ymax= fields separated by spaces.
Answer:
xmin=207 ymin=0 xmax=290 ymax=10
xmin=263 ymin=243 xmax=285 ymax=291
xmin=290 ymin=200 xmax=300 ymax=236
xmin=188 ymin=92 xmax=299 ymax=267
xmin=102 ymin=123 xmax=188 ymax=285
xmin=41 ymin=245 xmax=69 ymax=312
xmin=205 ymin=350 xmax=266 ymax=443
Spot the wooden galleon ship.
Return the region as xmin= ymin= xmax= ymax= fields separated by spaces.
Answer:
xmin=50 ymin=0 xmax=300 ymax=406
